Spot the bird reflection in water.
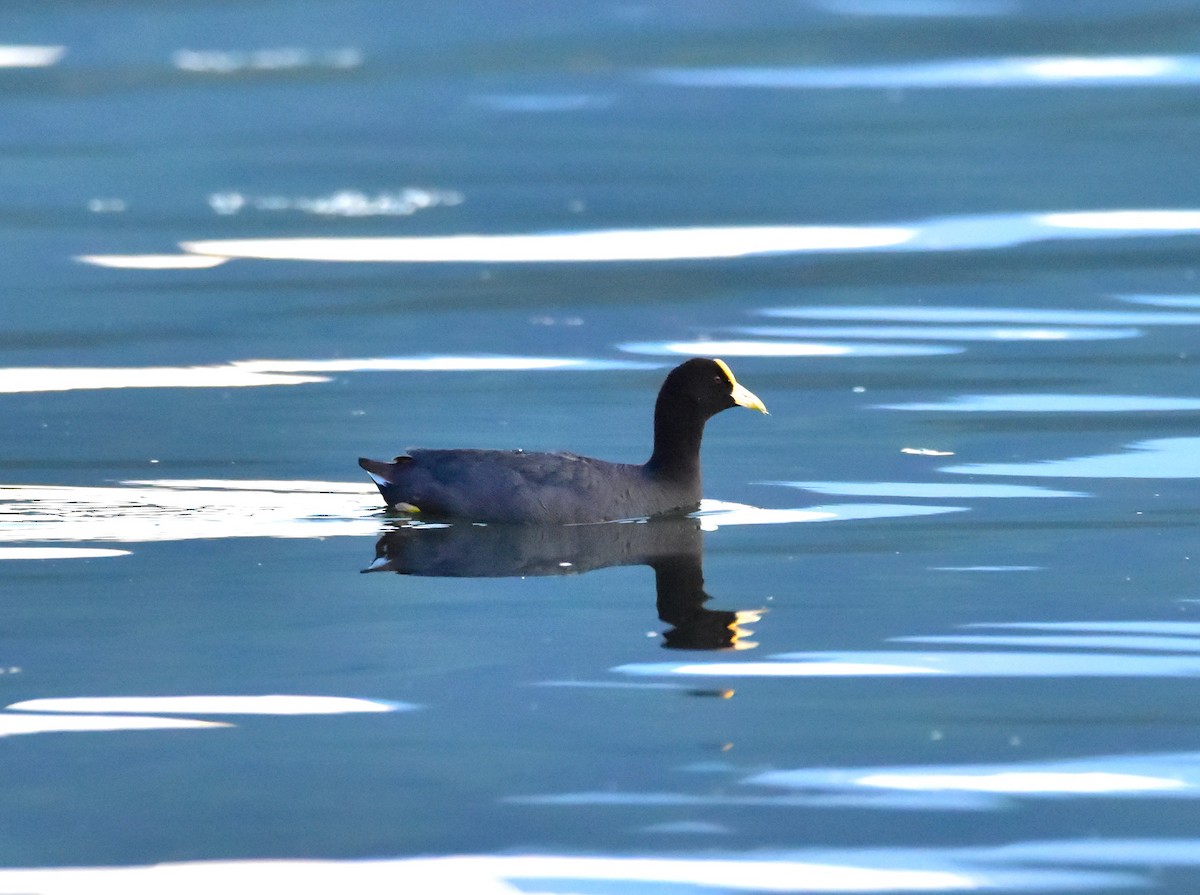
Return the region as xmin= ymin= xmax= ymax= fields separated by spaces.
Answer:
xmin=364 ymin=514 xmax=762 ymax=651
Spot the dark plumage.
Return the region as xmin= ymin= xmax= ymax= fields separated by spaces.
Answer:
xmin=358 ymin=357 xmax=767 ymax=524
xmin=364 ymin=516 xmax=758 ymax=649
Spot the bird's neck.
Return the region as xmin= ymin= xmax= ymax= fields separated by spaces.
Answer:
xmin=646 ymin=398 xmax=706 ymax=482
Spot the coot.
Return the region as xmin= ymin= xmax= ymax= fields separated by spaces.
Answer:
xmin=359 ymin=357 xmax=767 ymax=523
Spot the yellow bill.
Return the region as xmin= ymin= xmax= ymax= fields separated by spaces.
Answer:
xmin=715 ymin=358 xmax=769 ymax=414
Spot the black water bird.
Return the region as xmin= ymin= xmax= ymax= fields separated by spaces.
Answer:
xmin=358 ymin=357 xmax=767 ymax=524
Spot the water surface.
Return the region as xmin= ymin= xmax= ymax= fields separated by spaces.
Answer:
xmin=5 ymin=1 xmax=1200 ymax=892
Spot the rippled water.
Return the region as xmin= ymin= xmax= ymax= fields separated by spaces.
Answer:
xmin=6 ymin=1 xmax=1200 ymax=891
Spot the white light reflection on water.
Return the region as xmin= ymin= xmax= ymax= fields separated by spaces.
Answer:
xmin=0 ymin=851 xmax=1113 ymax=893
xmin=977 ymin=621 xmax=1200 ymax=635
xmin=0 ymin=45 xmax=65 ymax=67
xmin=617 ymin=651 xmax=1200 ymax=678
xmin=898 ymin=634 xmax=1200 ymax=652
xmin=1045 ymin=210 xmax=1200 ymax=231
xmin=4 ymin=843 xmax=1165 ymax=891
xmin=993 ymin=838 xmax=1200 ymax=867
xmin=619 ymin=660 xmax=945 ymax=678
xmin=694 ymin=500 xmax=837 ymax=527
xmin=651 ymin=54 xmax=1200 ymax=89
xmin=1119 ymin=293 xmax=1200 ymax=308
xmin=181 ymin=225 xmax=914 ymax=263
xmin=760 ymin=304 xmax=1200 ymax=325
xmin=477 ymin=93 xmax=614 ymax=112
xmin=0 ymin=695 xmax=406 ymax=738
xmin=920 ymin=621 xmax=1200 ymax=651
xmin=0 ymin=364 xmax=326 ymax=393
xmin=172 ymin=47 xmax=363 ymax=74
xmin=206 ymin=187 xmax=462 ymax=217
xmin=0 ymin=714 xmax=229 ymax=737
xmin=0 ymin=480 xmax=380 ymax=543
xmin=66 ymin=210 xmax=1200 ymax=267
xmin=749 ymin=753 xmax=1200 ymax=800
xmin=693 ymin=500 xmax=966 ymax=530
xmin=883 ymin=395 xmax=1200 ymax=412
xmin=766 ymin=481 xmax=1086 ymax=499
xmin=817 ymin=0 xmax=1015 ymax=16
xmin=943 ymin=436 xmax=1200 ymax=478
xmin=932 ymin=566 xmax=1040 ymax=572
xmin=738 ymin=324 xmax=1139 ymax=342
xmin=0 ymin=487 xmax=921 ymax=548
xmin=76 ymin=254 xmax=230 ymax=270
xmin=233 ymin=357 xmax=655 ymax=373
xmin=506 ymin=788 xmax=1001 ymax=812
xmin=640 ymin=820 xmax=730 ymax=836
xmin=0 ymin=547 xmax=130 ymax=560
xmin=0 ymin=356 xmax=657 ymax=393
xmin=7 ymin=695 xmax=405 ymax=715
xmin=179 ymin=211 xmax=1200 ymax=263
xmin=621 ymin=340 xmax=962 ymax=358
xmin=622 ymin=617 xmax=1200 ymax=679
xmin=126 ymin=479 xmax=374 ymax=493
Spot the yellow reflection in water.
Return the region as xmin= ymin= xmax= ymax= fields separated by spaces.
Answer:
xmin=729 ymin=610 xmax=765 ymax=651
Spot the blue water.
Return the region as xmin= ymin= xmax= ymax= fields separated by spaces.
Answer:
xmin=5 ymin=1 xmax=1200 ymax=891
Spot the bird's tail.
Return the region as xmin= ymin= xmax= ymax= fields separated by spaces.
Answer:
xmin=359 ymin=456 xmax=420 ymax=511
xmin=359 ymin=456 xmax=398 ymax=489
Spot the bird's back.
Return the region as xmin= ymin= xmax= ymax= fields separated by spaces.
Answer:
xmin=361 ymin=448 xmax=698 ymax=523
